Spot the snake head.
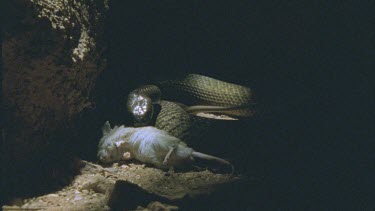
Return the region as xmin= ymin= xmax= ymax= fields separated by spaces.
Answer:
xmin=127 ymin=93 xmax=154 ymax=126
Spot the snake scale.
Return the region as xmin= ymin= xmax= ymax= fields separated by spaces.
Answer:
xmin=126 ymin=74 xmax=256 ymax=143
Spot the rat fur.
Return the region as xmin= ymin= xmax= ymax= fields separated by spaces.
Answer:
xmin=97 ymin=121 xmax=232 ymax=170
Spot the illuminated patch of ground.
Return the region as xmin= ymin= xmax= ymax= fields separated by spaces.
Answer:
xmin=3 ymin=160 xmax=240 ymax=210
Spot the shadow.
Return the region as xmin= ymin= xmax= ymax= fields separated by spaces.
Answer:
xmin=108 ymin=181 xmax=167 ymax=210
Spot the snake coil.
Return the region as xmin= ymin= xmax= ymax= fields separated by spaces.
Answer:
xmin=127 ymin=74 xmax=256 ymax=142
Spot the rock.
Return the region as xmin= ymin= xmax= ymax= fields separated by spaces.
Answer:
xmin=2 ymin=161 xmax=244 ymax=210
xmin=80 ymin=174 xmax=115 ymax=194
xmin=73 ymin=195 xmax=83 ymax=201
xmin=135 ymin=201 xmax=179 ymax=211
xmin=146 ymin=201 xmax=179 ymax=211
xmin=2 ymin=0 xmax=108 ymax=198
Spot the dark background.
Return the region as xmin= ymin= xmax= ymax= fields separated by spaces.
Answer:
xmin=0 ymin=24 xmax=3 ymax=206
xmin=0 ymin=0 xmax=372 ymax=209
xmin=97 ymin=1 xmax=372 ymax=209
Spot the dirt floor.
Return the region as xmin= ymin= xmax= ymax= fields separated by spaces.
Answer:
xmin=2 ymin=160 xmax=243 ymax=210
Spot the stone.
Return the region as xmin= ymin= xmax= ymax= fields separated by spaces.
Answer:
xmin=2 ymin=0 xmax=109 ymax=198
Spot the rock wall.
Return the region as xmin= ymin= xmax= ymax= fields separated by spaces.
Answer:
xmin=2 ymin=0 xmax=108 ymax=198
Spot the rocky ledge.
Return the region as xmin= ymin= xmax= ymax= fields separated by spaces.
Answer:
xmin=3 ymin=160 xmax=248 ymax=210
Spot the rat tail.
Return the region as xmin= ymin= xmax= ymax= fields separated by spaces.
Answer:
xmin=192 ymin=151 xmax=234 ymax=174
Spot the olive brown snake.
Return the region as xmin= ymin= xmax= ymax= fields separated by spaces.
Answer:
xmin=126 ymin=74 xmax=257 ymax=143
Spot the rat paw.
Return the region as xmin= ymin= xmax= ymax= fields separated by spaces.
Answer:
xmin=122 ymin=152 xmax=132 ymax=160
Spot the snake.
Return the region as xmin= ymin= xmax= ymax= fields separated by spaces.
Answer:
xmin=126 ymin=74 xmax=257 ymax=143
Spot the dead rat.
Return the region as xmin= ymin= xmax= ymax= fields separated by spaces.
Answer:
xmin=97 ymin=121 xmax=233 ymax=172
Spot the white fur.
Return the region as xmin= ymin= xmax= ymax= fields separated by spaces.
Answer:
xmin=97 ymin=122 xmax=193 ymax=168
xmin=97 ymin=122 xmax=137 ymax=163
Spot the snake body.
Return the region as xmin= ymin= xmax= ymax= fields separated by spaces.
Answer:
xmin=127 ymin=74 xmax=256 ymax=143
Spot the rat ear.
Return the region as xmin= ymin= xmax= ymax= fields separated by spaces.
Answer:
xmin=102 ymin=121 xmax=111 ymax=135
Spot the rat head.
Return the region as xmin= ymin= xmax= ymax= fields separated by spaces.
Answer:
xmin=97 ymin=141 xmax=123 ymax=163
xmin=97 ymin=121 xmax=134 ymax=163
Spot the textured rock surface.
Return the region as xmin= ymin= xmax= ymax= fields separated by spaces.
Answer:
xmin=2 ymin=161 xmax=241 ymax=210
xmin=2 ymin=0 xmax=108 ymax=197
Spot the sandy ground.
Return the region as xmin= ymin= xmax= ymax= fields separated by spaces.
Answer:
xmin=3 ymin=160 xmax=241 ymax=210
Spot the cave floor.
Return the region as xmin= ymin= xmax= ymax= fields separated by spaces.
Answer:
xmin=2 ymin=160 xmax=244 ymax=210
